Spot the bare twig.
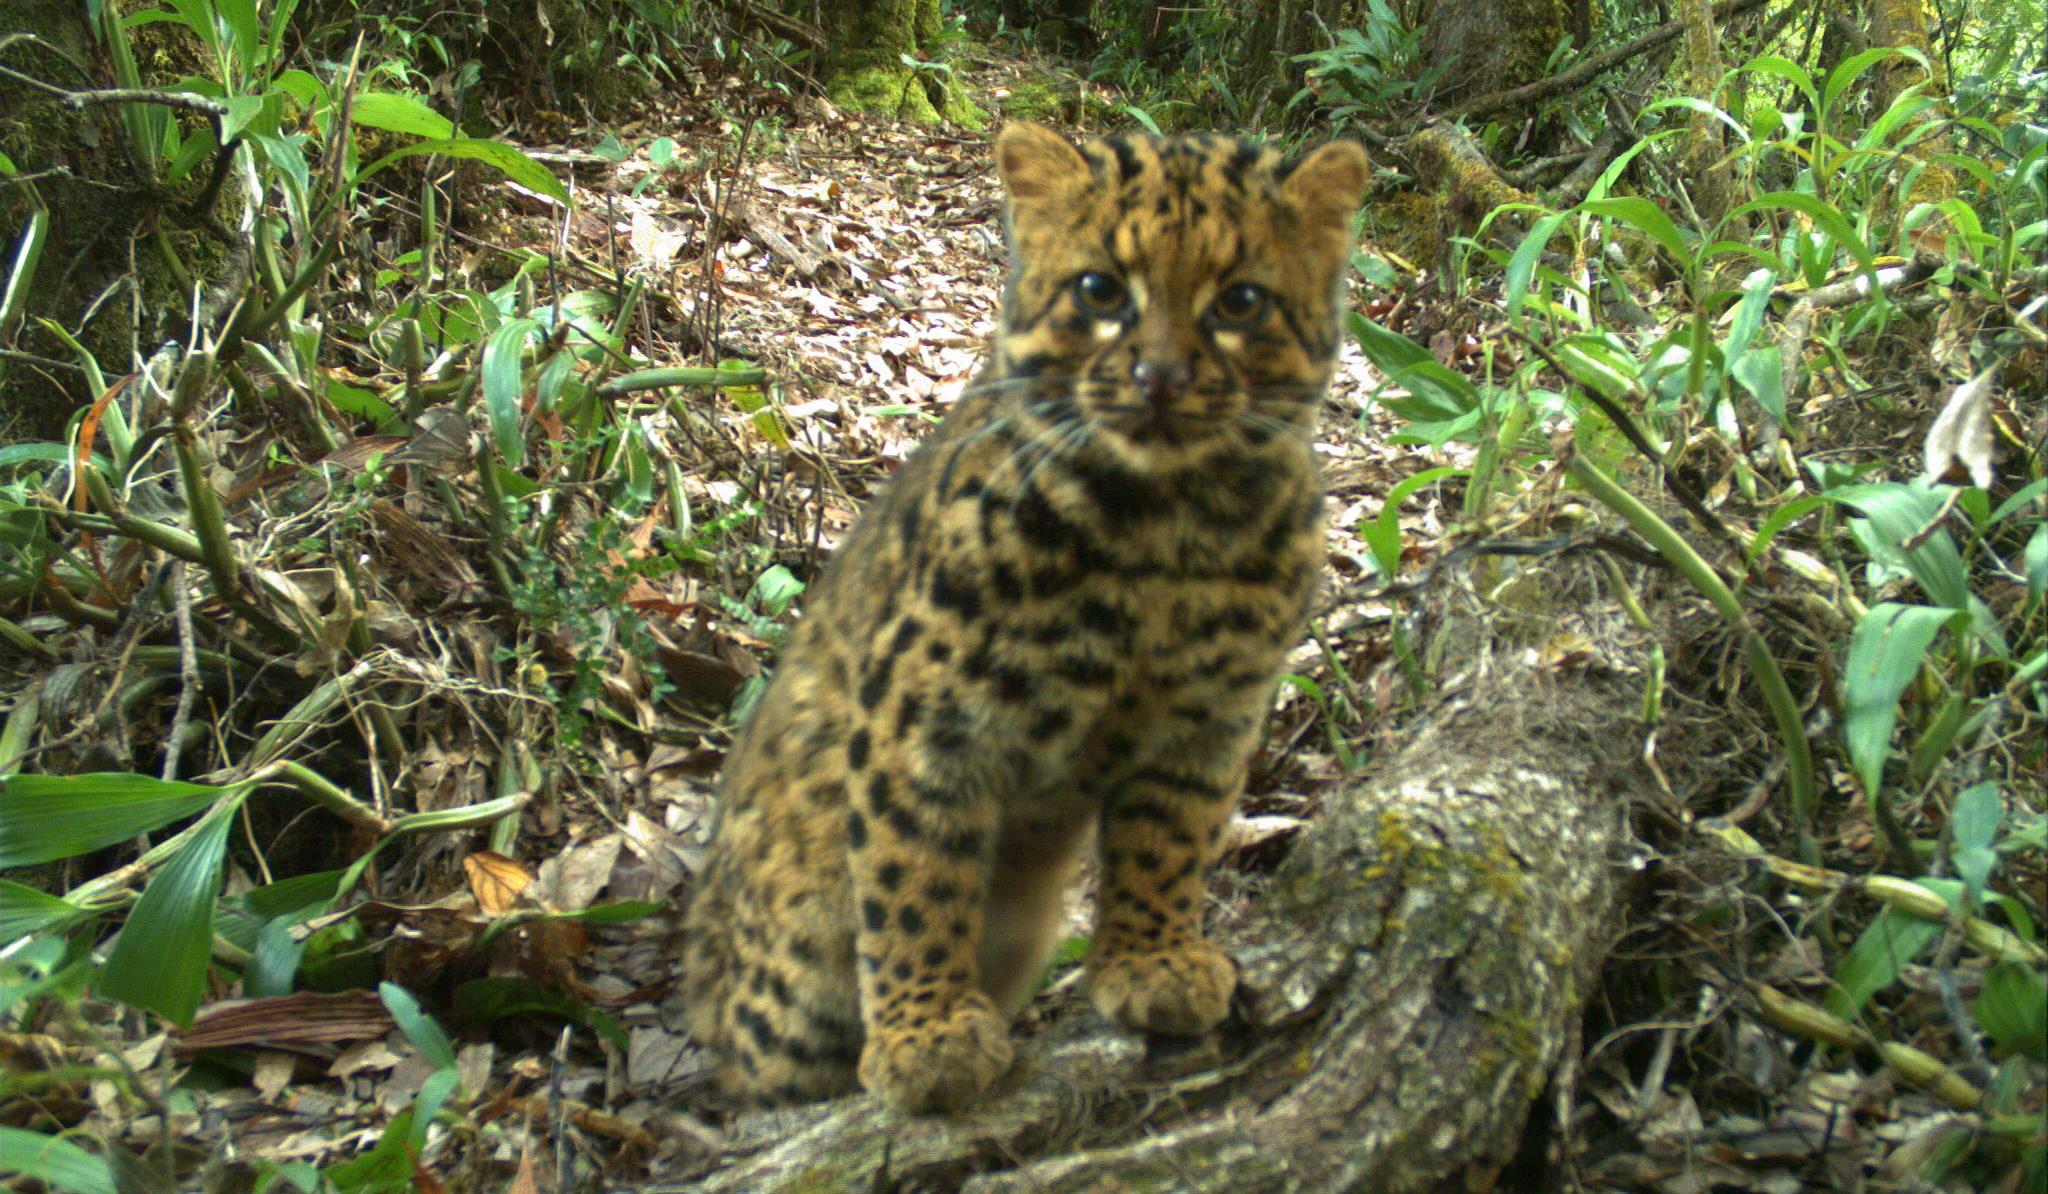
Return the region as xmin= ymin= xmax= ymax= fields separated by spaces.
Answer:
xmin=1442 ymin=0 xmax=1773 ymax=124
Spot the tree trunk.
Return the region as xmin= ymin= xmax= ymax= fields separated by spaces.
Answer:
xmin=815 ymin=0 xmax=985 ymax=127
xmin=1677 ymin=0 xmax=1735 ymax=222
xmin=1417 ymin=0 xmax=1575 ymax=101
xmin=0 ymin=1 xmax=198 ymax=440
xmin=665 ymin=558 xmax=1641 ymax=1191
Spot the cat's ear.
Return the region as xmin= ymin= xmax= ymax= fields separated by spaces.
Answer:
xmin=996 ymin=122 xmax=1090 ymax=202
xmin=1282 ymin=140 xmax=1370 ymax=227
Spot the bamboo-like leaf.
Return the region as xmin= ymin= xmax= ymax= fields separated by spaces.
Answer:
xmin=95 ymin=798 xmax=240 ymax=1026
xmin=1825 ymin=905 xmax=1940 ymax=1020
xmin=350 ymin=91 xmax=454 ymax=139
xmin=481 ymin=318 xmax=543 ymax=468
xmin=1975 ymin=962 xmax=2048 ymax=1062
xmin=359 ymin=137 xmax=568 ymax=202
xmin=1504 ymin=209 xmax=1568 ymax=320
xmin=1580 ymin=197 xmax=1691 ymax=267
xmin=381 ymin=982 xmax=458 ymax=1071
xmin=0 ymin=773 xmax=227 ymax=868
xmin=0 ymin=879 xmax=86 ymax=946
xmin=1842 ymin=602 xmax=1958 ymax=798
xmin=0 ymin=1128 xmax=117 ymax=1194
xmin=1949 ymin=782 xmax=2002 ymax=903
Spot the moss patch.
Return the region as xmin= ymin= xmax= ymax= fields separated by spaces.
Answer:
xmin=826 ymin=65 xmax=986 ymax=129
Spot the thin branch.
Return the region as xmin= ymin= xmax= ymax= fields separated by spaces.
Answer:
xmin=1442 ymin=0 xmax=1774 ymax=123
xmin=0 ymin=65 xmax=230 ymax=117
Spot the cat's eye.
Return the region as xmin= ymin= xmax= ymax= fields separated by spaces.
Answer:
xmin=1211 ymin=283 xmax=1269 ymax=324
xmin=1072 ymin=271 xmax=1128 ymax=314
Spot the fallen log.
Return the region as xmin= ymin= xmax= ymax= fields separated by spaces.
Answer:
xmin=663 ymin=557 xmax=1643 ymax=1192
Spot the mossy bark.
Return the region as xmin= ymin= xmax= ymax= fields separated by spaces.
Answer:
xmin=665 ymin=555 xmax=1643 ymax=1192
xmin=818 ymin=0 xmax=987 ymax=128
xmin=0 ymin=0 xmax=221 ymax=441
xmin=1867 ymin=0 xmax=1957 ymax=204
xmin=1677 ymin=0 xmax=1735 ymax=222
xmin=1418 ymin=0 xmax=1573 ymax=100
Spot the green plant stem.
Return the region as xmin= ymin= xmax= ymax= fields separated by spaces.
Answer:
xmin=275 ymin=759 xmax=387 ymax=836
xmin=1569 ymin=453 xmax=1820 ymax=862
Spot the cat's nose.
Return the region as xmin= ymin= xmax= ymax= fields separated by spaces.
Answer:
xmin=1133 ymin=360 xmax=1191 ymax=407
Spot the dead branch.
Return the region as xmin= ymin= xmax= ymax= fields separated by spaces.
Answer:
xmin=1444 ymin=0 xmax=1773 ymax=124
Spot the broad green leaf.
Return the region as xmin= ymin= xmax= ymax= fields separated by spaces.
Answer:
xmin=214 ymin=0 xmax=258 ymax=65
xmin=1504 ymin=210 xmax=1568 ymax=320
xmin=1822 ymin=47 xmax=1918 ymax=119
xmin=1366 ymin=466 xmax=1465 ymax=578
xmin=350 ymin=91 xmax=454 ymax=139
xmin=1580 ymin=197 xmax=1691 ymax=266
xmin=381 ymin=981 xmax=458 ymax=1070
xmin=272 ymin=68 xmax=323 ymax=110
xmin=480 ymin=318 xmax=543 ymax=467
xmin=219 ymin=94 xmax=265 ymax=144
xmin=0 ymin=773 xmax=226 ymax=868
xmin=411 ymin=1067 xmax=461 ymax=1146
xmin=0 ymin=880 xmax=85 ymax=946
xmin=1735 ymin=54 xmax=1818 ymax=112
xmin=1720 ymin=267 xmax=1777 ymax=362
xmin=1950 ymin=782 xmax=2002 ymax=902
xmin=1827 ymin=482 xmax=1971 ymax=610
xmin=1825 ymin=905 xmax=1939 ymax=1020
xmin=1730 ymin=346 xmax=1785 ymax=422
xmin=1747 ymin=494 xmax=1827 ymax=563
xmin=1733 ymin=191 xmax=1876 ymax=272
xmin=1842 ymin=603 xmax=1959 ymax=797
xmin=359 ymin=137 xmax=568 ymax=202
xmin=2025 ymin=523 xmax=2046 ymax=602
xmin=95 ymin=800 xmax=239 ymax=1026
xmin=0 ymin=1128 xmax=117 ymax=1194
xmin=1975 ymin=963 xmax=2048 ymax=1062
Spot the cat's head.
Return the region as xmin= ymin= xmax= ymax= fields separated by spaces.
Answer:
xmin=992 ymin=123 xmax=1367 ymax=471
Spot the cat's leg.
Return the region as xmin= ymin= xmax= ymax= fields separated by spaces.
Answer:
xmin=1086 ymin=706 xmax=1259 ymax=1037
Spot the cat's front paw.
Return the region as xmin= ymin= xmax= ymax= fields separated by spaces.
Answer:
xmin=857 ymin=992 xmax=1014 ymax=1113
xmin=1088 ymin=940 xmax=1236 ymax=1036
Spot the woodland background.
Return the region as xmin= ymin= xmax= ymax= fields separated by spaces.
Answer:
xmin=0 ymin=0 xmax=2043 ymax=1191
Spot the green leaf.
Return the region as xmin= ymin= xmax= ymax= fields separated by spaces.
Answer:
xmin=480 ymin=318 xmax=543 ymax=468
xmin=0 ymin=773 xmax=228 ymax=868
xmin=95 ymin=800 xmax=239 ymax=1026
xmin=1504 ymin=210 xmax=1568 ymax=320
xmin=1975 ymin=963 xmax=2048 ymax=1062
xmin=1720 ymin=267 xmax=1777 ymax=363
xmin=1735 ymin=54 xmax=1818 ymax=113
xmin=1822 ymin=47 xmax=1918 ymax=119
xmin=1730 ymin=345 xmax=1785 ymax=422
xmin=2025 ymin=523 xmax=2046 ymax=602
xmin=1842 ymin=603 xmax=1958 ymax=798
xmin=1825 ymin=905 xmax=1939 ymax=1019
xmin=1949 ymin=782 xmax=2002 ymax=903
xmin=380 ymin=981 xmax=458 ymax=1071
xmin=1365 ymin=466 xmax=1465 ymax=578
xmin=448 ymin=976 xmax=629 ymax=1052
xmin=1827 ymin=482 xmax=1971 ymax=611
xmin=0 ymin=879 xmax=86 ymax=946
xmin=1580 ymin=197 xmax=1692 ymax=267
xmin=359 ymin=137 xmax=568 ymax=202
xmin=1732 ymin=191 xmax=1876 ymax=273
xmin=0 ymin=1128 xmax=117 ymax=1194
xmin=350 ymin=91 xmax=454 ymax=139
xmin=748 ymin=565 xmax=805 ymax=617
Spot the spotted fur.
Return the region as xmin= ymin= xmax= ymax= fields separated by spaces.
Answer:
xmin=681 ymin=123 xmax=1368 ymax=1112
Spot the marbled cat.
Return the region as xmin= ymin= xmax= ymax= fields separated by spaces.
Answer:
xmin=683 ymin=121 xmax=1368 ymax=1112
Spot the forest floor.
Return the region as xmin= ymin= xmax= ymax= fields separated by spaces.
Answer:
xmin=7 ymin=35 xmax=2034 ymax=1194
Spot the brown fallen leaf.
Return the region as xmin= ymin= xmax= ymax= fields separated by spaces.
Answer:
xmin=171 ymin=991 xmax=394 ymax=1059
